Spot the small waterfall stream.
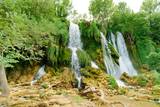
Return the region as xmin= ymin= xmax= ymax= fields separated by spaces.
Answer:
xmin=31 ymin=65 xmax=46 ymax=86
xmin=68 ymin=22 xmax=82 ymax=88
xmin=91 ymin=61 xmax=99 ymax=69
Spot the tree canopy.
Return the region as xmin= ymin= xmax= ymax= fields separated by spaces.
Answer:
xmin=0 ymin=0 xmax=70 ymax=67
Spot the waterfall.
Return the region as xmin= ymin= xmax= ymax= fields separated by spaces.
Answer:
xmin=0 ymin=65 xmax=10 ymax=96
xmin=101 ymin=32 xmax=125 ymax=86
xmin=91 ymin=61 xmax=99 ymax=69
xmin=116 ymin=32 xmax=137 ymax=76
xmin=31 ymin=65 xmax=46 ymax=86
xmin=68 ymin=22 xmax=82 ymax=88
xmin=110 ymin=32 xmax=118 ymax=51
xmin=101 ymin=32 xmax=120 ymax=78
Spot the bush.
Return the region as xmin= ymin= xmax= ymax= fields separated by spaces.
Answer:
xmin=136 ymin=37 xmax=156 ymax=64
xmin=136 ymin=75 xmax=148 ymax=87
xmin=147 ymin=52 xmax=160 ymax=72
xmin=47 ymin=44 xmax=71 ymax=67
xmin=0 ymin=0 xmax=70 ymax=68
xmin=77 ymin=50 xmax=91 ymax=68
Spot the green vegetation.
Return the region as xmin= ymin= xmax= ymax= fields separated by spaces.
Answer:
xmin=79 ymin=21 xmax=101 ymax=61
xmin=0 ymin=0 xmax=160 ymax=107
xmin=0 ymin=0 xmax=160 ymax=102
xmin=106 ymin=75 xmax=118 ymax=89
xmin=0 ymin=0 xmax=70 ymax=68
xmin=77 ymin=50 xmax=91 ymax=67
xmin=89 ymin=0 xmax=160 ymax=73
xmin=121 ymin=71 xmax=160 ymax=87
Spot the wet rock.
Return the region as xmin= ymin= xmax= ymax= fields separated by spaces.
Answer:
xmin=38 ymin=102 xmax=49 ymax=107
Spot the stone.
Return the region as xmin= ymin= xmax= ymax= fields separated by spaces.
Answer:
xmin=38 ymin=102 xmax=49 ymax=107
xmin=49 ymin=96 xmax=71 ymax=105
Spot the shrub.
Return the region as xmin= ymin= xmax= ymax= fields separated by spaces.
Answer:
xmin=147 ymin=52 xmax=160 ymax=72
xmin=77 ymin=50 xmax=91 ymax=68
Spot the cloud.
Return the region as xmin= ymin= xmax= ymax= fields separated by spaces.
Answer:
xmin=72 ymin=0 xmax=144 ymax=14
xmin=72 ymin=0 xmax=90 ymax=14
xmin=113 ymin=0 xmax=144 ymax=12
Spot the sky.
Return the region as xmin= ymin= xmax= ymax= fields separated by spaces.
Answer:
xmin=72 ymin=0 xmax=144 ymax=14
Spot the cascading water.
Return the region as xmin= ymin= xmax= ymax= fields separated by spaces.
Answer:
xmin=110 ymin=32 xmax=118 ymax=51
xmin=91 ymin=61 xmax=99 ymax=69
xmin=100 ymin=32 xmax=125 ymax=86
xmin=101 ymin=32 xmax=119 ymax=77
xmin=116 ymin=32 xmax=137 ymax=76
xmin=31 ymin=65 xmax=46 ymax=86
xmin=68 ymin=22 xmax=82 ymax=89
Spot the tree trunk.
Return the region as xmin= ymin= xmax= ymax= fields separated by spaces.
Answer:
xmin=0 ymin=64 xmax=9 ymax=96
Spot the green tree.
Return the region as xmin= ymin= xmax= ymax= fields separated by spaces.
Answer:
xmin=0 ymin=0 xmax=70 ymax=67
xmin=149 ymin=13 xmax=160 ymax=44
xmin=89 ymin=0 xmax=115 ymax=34
xmin=141 ymin=0 xmax=160 ymax=14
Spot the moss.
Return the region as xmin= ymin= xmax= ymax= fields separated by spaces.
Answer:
xmin=81 ymin=67 xmax=114 ymax=90
xmin=152 ymin=85 xmax=160 ymax=95
xmin=47 ymin=44 xmax=59 ymax=67
xmin=121 ymin=72 xmax=148 ymax=87
xmin=81 ymin=67 xmax=104 ymax=78
xmin=41 ymin=82 xmax=49 ymax=89
xmin=121 ymin=71 xmax=160 ymax=87
xmin=59 ymin=48 xmax=71 ymax=67
xmin=118 ymin=88 xmax=128 ymax=95
xmin=106 ymin=75 xmax=118 ymax=89
xmin=77 ymin=50 xmax=91 ymax=68
xmin=47 ymin=42 xmax=71 ymax=68
xmin=136 ymin=75 xmax=148 ymax=87
xmin=108 ymin=43 xmax=119 ymax=65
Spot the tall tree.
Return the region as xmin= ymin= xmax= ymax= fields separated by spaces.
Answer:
xmin=89 ymin=0 xmax=115 ymax=34
xmin=141 ymin=0 xmax=160 ymax=14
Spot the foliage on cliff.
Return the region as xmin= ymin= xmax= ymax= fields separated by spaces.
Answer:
xmin=0 ymin=0 xmax=70 ymax=68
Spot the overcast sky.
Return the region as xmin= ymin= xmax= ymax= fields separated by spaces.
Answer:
xmin=72 ymin=0 xmax=144 ymax=14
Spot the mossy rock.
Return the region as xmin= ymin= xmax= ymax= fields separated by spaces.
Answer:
xmin=118 ymin=88 xmax=128 ymax=95
xmin=80 ymin=67 xmax=104 ymax=78
xmin=106 ymin=75 xmax=118 ymax=89
xmin=121 ymin=72 xmax=160 ymax=87
xmin=108 ymin=43 xmax=119 ymax=65
xmin=152 ymin=85 xmax=160 ymax=95
xmin=120 ymin=72 xmax=137 ymax=85
xmin=136 ymin=75 xmax=148 ymax=87
xmin=121 ymin=72 xmax=148 ymax=87
xmin=95 ymin=49 xmax=106 ymax=70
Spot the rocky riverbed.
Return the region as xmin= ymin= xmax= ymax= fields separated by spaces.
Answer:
xmin=0 ymin=82 xmax=159 ymax=107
